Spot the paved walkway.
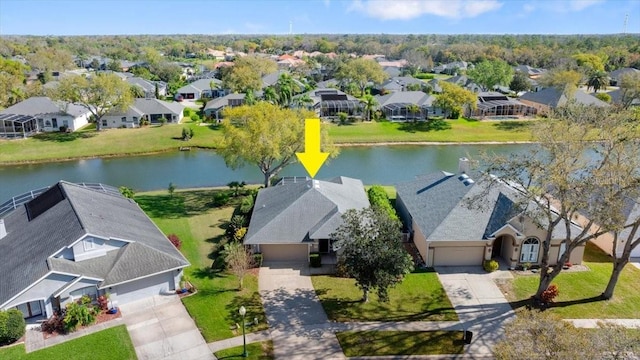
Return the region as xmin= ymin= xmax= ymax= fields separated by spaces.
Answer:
xmin=435 ymin=266 xmax=516 ymax=357
xmin=25 ymin=316 xmax=125 ymax=352
xmin=259 ymin=262 xmax=345 ymax=360
xmin=120 ymin=294 xmax=214 ymax=360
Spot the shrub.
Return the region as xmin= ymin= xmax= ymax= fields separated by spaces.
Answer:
xmin=214 ymin=192 xmax=230 ymax=206
xmin=233 ymin=227 xmax=247 ymax=242
xmin=238 ymin=195 xmax=254 ymax=215
xmin=252 ymin=253 xmax=263 ymax=268
xmin=309 ymin=252 xmax=322 ymax=268
xmin=63 ymin=302 xmax=96 ymax=332
xmin=415 ymin=73 xmax=435 ymax=80
xmin=483 ymin=259 xmax=499 ymax=272
xmin=97 ymin=294 xmax=110 ymax=311
xmin=168 ymin=234 xmax=182 ymax=249
xmin=118 ymin=186 xmax=135 ymax=199
xmin=594 ymin=92 xmax=611 ymax=103
xmin=541 ymin=284 xmax=560 ymax=304
xmin=367 ymin=185 xmax=398 ymax=220
xmin=40 ymin=313 xmax=65 ymax=334
xmin=0 ymin=309 xmax=26 ymax=345
xmin=190 ymin=113 xmax=201 ymax=122
xmin=226 ymin=215 xmax=246 ymax=240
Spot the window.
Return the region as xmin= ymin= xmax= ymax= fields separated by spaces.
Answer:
xmin=558 ymin=241 xmax=567 ymax=261
xmin=520 ymin=237 xmax=540 ymax=263
xmin=101 ymin=119 xmax=107 ymax=127
xmin=121 ymin=117 xmax=127 ymax=123
xmin=52 ymin=118 xmax=58 ymax=128
xmin=133 ymin=117 xmax=138 ymax=123
xmin=45 ymin=120 xmax=51 ymax=127
xmin=70 ymin=286 xmax=97 ymax=301
xmin=62 ymin=120 xmax=69 ymax=127
xmin=84 ymin=238 xmax=95 ymax=251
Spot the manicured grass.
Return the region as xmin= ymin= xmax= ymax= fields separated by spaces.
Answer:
xmin=135 ymin=189 xmax=268 ymax=342
xmin=0 ymin=121 xmax=222 ymax=164
xmin=0 ymin=325 xmax=136 ymax=360
xmin=329 ymin=119 xmax=534 ymax=144
xmin=503 ymin=243 xmax=640 ymax=318
xmin=336 ymin=330 xmax=464 ymax=356
xmin=213 ymin=341 xmax=274 ymax=360
xmin=312 ymin=270 xmax=458 ymax=322
xmin=0 ymin=117 xmax=534 ymax=164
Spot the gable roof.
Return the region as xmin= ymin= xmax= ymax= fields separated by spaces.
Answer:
xmin=520 ymin=88 xmax=609 ymax=108
xmin=378 ymin=76 xmax=424 ymax=90
xmin=176 ymin=78 xmax=222 ymax=94
xmin=609 ymin=67 xmax=639 ymax=81
xmin=204 ymin=93 xmax=246 ymax=112
xmin=0 ymin=97 xmax=91 ymax=118
xmin=244 ymin=177 xmax=370 ymax=245
xmin=0 ymin=181 xmax=188 ymax=307
xmin=108 ymin=98 xmax=185 ymax=117
xmin=126 ymin=77 xmax=167 ymax=92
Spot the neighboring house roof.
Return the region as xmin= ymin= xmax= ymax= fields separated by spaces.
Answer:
xmin=607 ymin=88 xmax=640 ymax=106
xmin=244 ymin=177 xmax=370 ymax=245
xmin=176 ymin=78 xmax=222 ymax=94
xmin=316 ymin=78 xmax=339 ymax=89
xmin=0 ymin=181 xmax=189 ymax=306
xmin=383 ymin=67 xmax=402 ymax=78
xmin=108 ymin=98 xmax=185 ymax=117
xmin=204 ymin=93 xmax=246 ymax=112
xmin=261 ymin=70 xmax=304 ymax=89
xmin=378 ymin=76 xmax=424 ymax=91
xmin=126 ymin=77 xmax=167 ymax=93
xmin=0 ymin=97 xmax=90 ymax=118
xmin=375 ymin=91 xmax=436 ymax=107
xmin=519 ymin=87 xmax=609 ymax=108
xmin=396 ymin=170 xmax=579 ymax=242
xmin=514 ymin=65 xmax=547 ymax=77
xmin=609 ymin=67 xmax=640 ymax=82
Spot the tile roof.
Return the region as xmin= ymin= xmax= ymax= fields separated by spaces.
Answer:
xmin=244 ymin=177 xmax=369 ymax=245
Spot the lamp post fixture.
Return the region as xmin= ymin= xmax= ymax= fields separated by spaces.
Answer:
xmin=239 ymin=306 xmax=248 ymax=358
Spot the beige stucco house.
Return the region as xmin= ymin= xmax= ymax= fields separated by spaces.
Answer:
xmin=395 ymin=159 xmax=584 ymax=268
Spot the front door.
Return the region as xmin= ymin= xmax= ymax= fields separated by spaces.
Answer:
xmin=319 ymin=239 xmax=329 ymax=253
xmin=492 ymin=237 xmax=503 ymax=258
xmin=520 ymin=238 xmax=540 ymax=263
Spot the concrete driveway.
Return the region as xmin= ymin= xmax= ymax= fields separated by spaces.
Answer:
xmin=119 ymin=295 xmax=214 ymax=360
xmin=259 ymin=262 xmax=345 ymax=360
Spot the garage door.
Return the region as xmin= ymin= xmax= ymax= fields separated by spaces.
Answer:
xmin=433 ymin=247 xmax=484 ymax=266
xmin=113 ymin=272 xmax=175 ymax=305
xmin=260 ymin=244 xmax=309 ymax=262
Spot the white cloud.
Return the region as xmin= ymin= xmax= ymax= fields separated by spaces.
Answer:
xmin=348 ymin=0 xmax=502 ymax=20
xmin=521 ymin=0 xmax=603 ymax=13
xmin=568 ymin=0 xmax=603 ymax=11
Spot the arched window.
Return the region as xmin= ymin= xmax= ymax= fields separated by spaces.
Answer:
xmin=520 ymin=237 xmax=540 ymax=263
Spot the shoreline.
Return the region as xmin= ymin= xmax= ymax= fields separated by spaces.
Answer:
xmin=0 ymin=141 xmax=534 ymax=166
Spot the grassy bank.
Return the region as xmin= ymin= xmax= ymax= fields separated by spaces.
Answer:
xmin=135 ymin=188 xmax=268 ymax=342
xmin=0 ymin=119 xmax=533 ymax=164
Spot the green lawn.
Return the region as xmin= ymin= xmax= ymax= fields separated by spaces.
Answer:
xmin=504 ymin=243 xmax=640 ymax=318
xmin=0 ymin=117 xmax=534 ymax=165
xmin=328 ymin=118 xmax=534 ymax=144
xmin=0 ymin=325 xmax=136 ymax=360
xmin=312 ymin=270 xmax=458 ymax=322
xmin=213 ymin=341 xmax=274 ymax=360
xmin=135 ymin=189 xmax=268 ymax=342
xmin=336 ymin=331 xmax=464 ymax=357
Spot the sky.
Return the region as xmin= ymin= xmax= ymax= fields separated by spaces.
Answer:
xmin=0 ymin=0 xmax=639 ymax=36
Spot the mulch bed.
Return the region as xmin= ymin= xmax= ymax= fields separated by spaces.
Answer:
xmin=42 ymin=310 xmax=122 ymax=340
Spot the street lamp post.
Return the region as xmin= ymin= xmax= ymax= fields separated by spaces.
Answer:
xmin=239 ymin=306 xmax=248 ymax=358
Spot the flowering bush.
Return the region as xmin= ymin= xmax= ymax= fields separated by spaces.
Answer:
xmin=168 ymin=234 xmax=182 ymax=249
xmin=541 ymin=284 xmax=560 ymax=303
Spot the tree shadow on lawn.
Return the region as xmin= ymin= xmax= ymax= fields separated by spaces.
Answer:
xmin=398 ymin=119 xmax=451 ymax=133
xmin=135 ymin=195 xmax=186 ymax=218
xmin=32 ymin=131 xmax=97 ymax=142
xmin=492 ymin=121 xmax=530 ymax=132
xmin=225 ymin=291 xmax=266 ymax=329
xmin=508 ymin=295 xmax=606 ymax=312
xmin=192 ymin=266 xmax=226 ymax=279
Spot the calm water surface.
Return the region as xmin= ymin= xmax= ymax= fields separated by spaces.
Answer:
xmin=0 ymin=144 xmax=531 ymax=200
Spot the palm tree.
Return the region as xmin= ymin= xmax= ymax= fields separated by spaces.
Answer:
xmin=209 ymin=80 xmax=220 ymax=99
xmin=587 ymin=71 xmax=609 ymax=93
xmin=275 ymin=73 xmax=296 ymax=107
xmin=407 ymin=104 xmax=422 ymax=123
xmin=360 ymin=94 xmax=378 ymax=121
xmin=263 ymin=86 xmax=278 ymax=104
xmin=292 ymin=93 xmax=313 ymax=109
xmin=129 ymin=84 xmax=146 ymax=98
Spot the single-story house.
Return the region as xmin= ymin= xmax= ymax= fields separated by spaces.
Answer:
xmin=608 ymin=67 xmax=639 ymax=86
xmin=376 ymin=76 xmax=425 ymax=93
xmin=444 ymin=75 xmax=483 ymax=93
xmin=102 ymin=98 xmax=185 ymax=128
xmin=261 ymin=70 xmax=305 ymax=90
xmin=607 ymin=88 xmax=640 ymax=107
xmin=375 ymin=91 xmax=444 ymax=120
xmin=514 ymin=64 xmax=547 ymax=79
xmin=0 ymin=181 xmax=189 ymax=321
xmin=126 ymin=76 xmax=167 ymax=98
xmin=519 ymin=87 xmax=609 ymax=114
xmin=395 ymin=158 xmax=584 ymax=267
xmin=583 ymin=196 xmax=640 ymax=258
xmin=203 ymin=93 xmax=246 ymax=120
xmin=244 ymin=176 xmax=370 ymax=262
xmin=466 ymin=92 xmax=538 ymax=119
xmin=175 ymin=78 xmax=224 ymax=100
xmin=0 ymin=97 xmax=91 ymax=138
xmin=293 ymin=89 xmax=362 ymax=119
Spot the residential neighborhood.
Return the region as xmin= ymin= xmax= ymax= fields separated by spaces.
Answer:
xmin=1 ymin=1 xmax=640 ymax=359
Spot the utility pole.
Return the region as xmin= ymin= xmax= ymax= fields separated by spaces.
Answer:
xmin=623 ymin=13 xmax=628 ymax=34
xmin=289 ymin=20 xmax=293 ymax=35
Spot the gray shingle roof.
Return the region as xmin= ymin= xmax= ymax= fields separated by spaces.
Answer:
xmin=0 ymin=181 xmax=188 ymax=306
xmin=0 ymin=97 xmax=90 ymax=118
xmin=375 ymin=91 xmax=435 ymax=107
xmin=204 ymin=93 xmax=246 ymax=111
xmin=109 ymin=98 xmax=185 ymax=117
xmin=520 ymin=88 xmax=609 ymax=108
xmin=244 ymin=177 xmax=370 ymax=245
xmin=397 ymin=171 xmax=580 ymax=242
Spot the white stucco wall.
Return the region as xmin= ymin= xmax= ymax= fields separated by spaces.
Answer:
xmin=72 ymin=236 xmax=127 ymax=261
xmin=3 ymin=273 xmax=76 ymax=318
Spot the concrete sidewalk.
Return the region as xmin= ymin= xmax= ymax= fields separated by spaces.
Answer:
xmin=436 ymin=266 xmax=515 ymax=357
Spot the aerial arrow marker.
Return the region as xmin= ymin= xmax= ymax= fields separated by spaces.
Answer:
xmin=296 ymin=118 xmax=329 ymax=178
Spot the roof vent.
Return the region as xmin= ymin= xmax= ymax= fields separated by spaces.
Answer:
xmin=0 ymin=219 xmax=6 ymax=239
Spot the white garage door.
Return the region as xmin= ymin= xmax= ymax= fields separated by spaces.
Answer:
xmin=113 ymin=272 xmax=175 ymax=305
xmin=260 ymin=244 xmax=309 ymax=262
xmin=433 ymin=247 xmax=484 ymax=266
